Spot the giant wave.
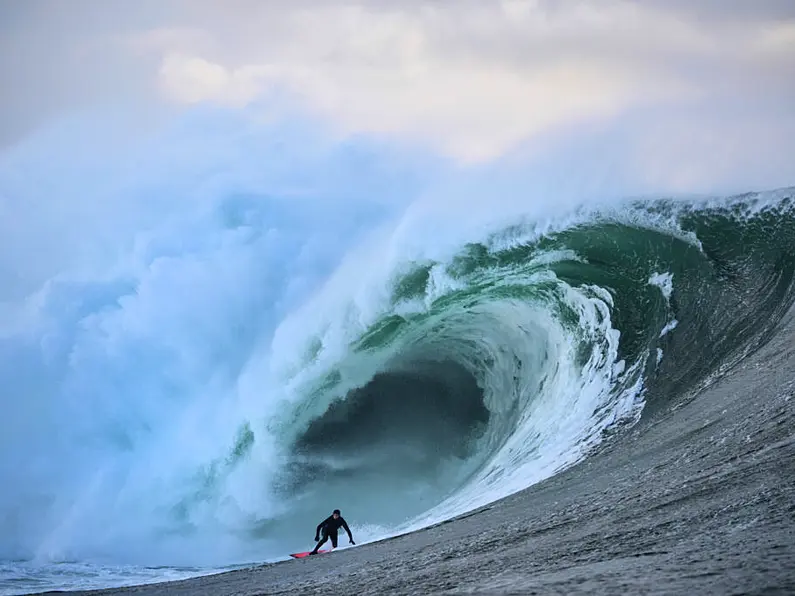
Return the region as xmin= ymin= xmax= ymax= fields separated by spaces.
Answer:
xmin=257 ymin=193 xmax=795 ymax=547
xmin=2 ymin=182 xmax=795 ymax=593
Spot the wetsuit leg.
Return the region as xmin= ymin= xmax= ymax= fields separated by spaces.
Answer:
xmin=329 ymin=531 xmax=338 ymax=548
xmin=310 ymin=529 xmax=329 ymax=554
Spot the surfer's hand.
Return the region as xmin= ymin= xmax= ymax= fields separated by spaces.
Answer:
xmin=350 ymin=539 xmax=355 ymax=545
xmin=314 ymin=536 xmax=319 ymax=542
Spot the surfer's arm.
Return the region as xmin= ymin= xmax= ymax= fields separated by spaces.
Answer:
xmin=315 ymin=516 xmax=330 ymax=537
xmin=341 ymin=518 xmax=355 ymax=543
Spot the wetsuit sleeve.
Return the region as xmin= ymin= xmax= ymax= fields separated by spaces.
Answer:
xmin=316 ymin=516 xmax=331 ymax=535
xmin=341 ymin=518 xmax=353 ymax=540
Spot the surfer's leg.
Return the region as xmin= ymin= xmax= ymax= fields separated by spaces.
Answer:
xmin=329 ymin=531 xmax=338 ymax=549
xmin=310 ymin=530 xmax=329 ymax=554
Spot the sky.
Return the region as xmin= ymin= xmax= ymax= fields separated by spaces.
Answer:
xmin=1 ymin=1 xmax=794 ymax=158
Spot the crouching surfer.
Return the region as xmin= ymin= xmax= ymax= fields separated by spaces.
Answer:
xmin=310 ymin=509 xmax=355 ymax=554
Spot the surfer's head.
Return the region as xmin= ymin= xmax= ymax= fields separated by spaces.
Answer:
xmin=333 ymin=509 xmax=340 ymax=518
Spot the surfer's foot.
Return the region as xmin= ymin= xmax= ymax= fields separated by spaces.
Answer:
xmin=308 ymin=551 xmax=317 ymax=555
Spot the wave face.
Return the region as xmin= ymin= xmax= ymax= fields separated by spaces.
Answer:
xmin=262 ymin=193 xmax=795 ymax=541
xmin=2 ymin=181 xmax=795 ymax=582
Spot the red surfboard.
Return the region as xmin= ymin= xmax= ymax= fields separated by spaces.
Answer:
xmin=289 ymin=549 xmax=332 ymax=558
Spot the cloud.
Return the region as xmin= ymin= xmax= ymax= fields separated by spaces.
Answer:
xmin=158 ymin=53 xmax=269 ymax=107
xmin=139 ymin=1 xmax=795 ymax=163
xmin=2 ymin=1 xmax=794 ymax=179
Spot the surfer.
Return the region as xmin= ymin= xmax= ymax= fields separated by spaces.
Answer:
xmin=310 ymin=509 xmax=355 ymax=554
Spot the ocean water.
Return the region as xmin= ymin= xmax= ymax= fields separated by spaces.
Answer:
xmin=2 ymin=125 xmax=794 ymax=595
xmin=0 ymin=561 xmax=240 ymax=595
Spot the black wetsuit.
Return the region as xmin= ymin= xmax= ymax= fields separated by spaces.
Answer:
xmin=311 ymin=515 xmax=353 ymax=552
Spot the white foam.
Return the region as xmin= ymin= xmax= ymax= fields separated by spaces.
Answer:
xmin=649 ymin=272 xmax=675 ymax=301
xmin=660 ymin=319 xmax=679 ymax=337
